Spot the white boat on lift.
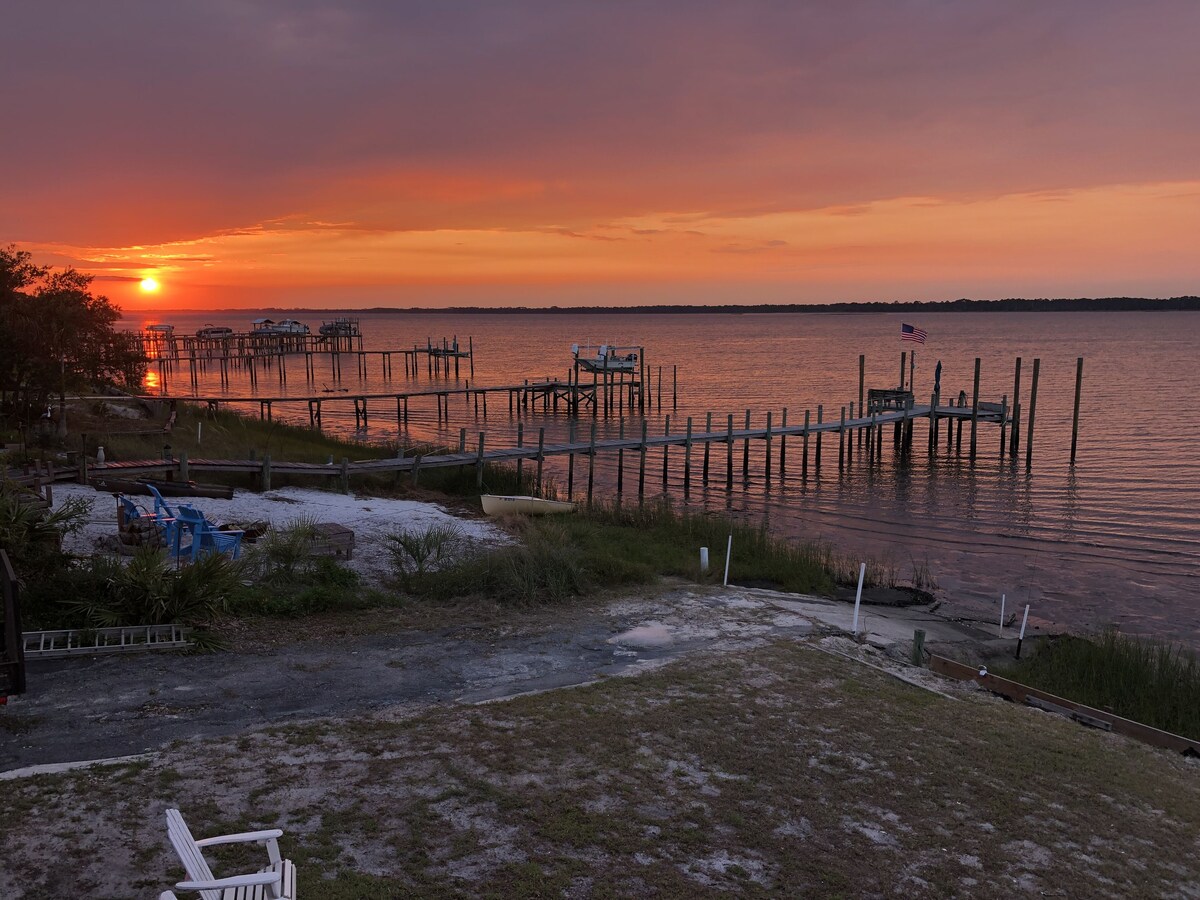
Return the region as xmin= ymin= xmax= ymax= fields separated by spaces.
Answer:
xmin=319 ymin=317 xmax=360 ymax=337
xmin=481 ymin=495 xmax=577 ymax=516
xmin=252 ymin=318 xmax=310 ymax=335
xmin=571 ymin=342 xmax=639 ymax=373
xmin=196 ymin=324 xmax=233 ymax=339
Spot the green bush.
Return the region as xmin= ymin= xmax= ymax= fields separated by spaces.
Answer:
xmin=63 ymin=549 xmax=244 ymax=627
xmin=231 ymin=555 xmax=364 ymax=618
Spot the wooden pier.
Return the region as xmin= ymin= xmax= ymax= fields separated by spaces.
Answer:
xmin=145 ymin=335 xmax=480 ymax=393
xmin=30 ymin=396 xmax=1017 ymax=500
xmin=14 ymin=354 xmax=1082 ymax=511
xmin=139 ymin=367 xmax=653 ymax=428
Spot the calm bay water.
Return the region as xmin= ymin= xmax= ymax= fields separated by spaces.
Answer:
xmin=128 ymin=310 xmax=1200 ymax=646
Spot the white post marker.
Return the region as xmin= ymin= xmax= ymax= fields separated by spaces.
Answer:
xmin=998 ymin=593 xmax=1006 ymax=637
xmin=197 ymin=421 xmax=203 ymax=445
xmin=1016 ymin=604 xmax=1031 ymax=659
xmin=700 ymin=546 xmax=710 ymax=573
xmin=852 ymin=562 xmax=866 ymax=636
xmin=723 ymin=533 xmax=733 ymax=586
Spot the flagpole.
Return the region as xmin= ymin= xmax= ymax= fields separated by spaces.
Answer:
xmin=910 ymin=348 xmax=916 ymax=395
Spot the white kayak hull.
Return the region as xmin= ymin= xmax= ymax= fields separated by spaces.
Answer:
xmin=481 ymin=495 xmax=577 ymax=516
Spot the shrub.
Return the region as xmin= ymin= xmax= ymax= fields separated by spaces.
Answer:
xmin=385 ymin=523 xmax=463 ymax=588
xmin=62 ymin=548 xmax=244 ymax=627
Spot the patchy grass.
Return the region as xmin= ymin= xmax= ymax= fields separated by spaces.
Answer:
xmin=998 ymin=630 xmax=1200 ymax=741
xmin=2 ymin=642 xmax=1197 ymax=898
xmin=402 ymin=500 xmax=850 ymax=607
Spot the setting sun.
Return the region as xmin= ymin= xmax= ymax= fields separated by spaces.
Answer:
xmin=139 ymin=277 xmax=160 ymax=292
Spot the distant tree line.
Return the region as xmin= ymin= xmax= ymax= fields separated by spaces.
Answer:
xmin=0 ymin=245 xmax=145 ymax=430
xmin=240 ymin=296 xmax=1200 ymax=315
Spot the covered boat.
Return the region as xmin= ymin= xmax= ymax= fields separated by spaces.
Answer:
xmin=196 ymin=324 xmax=233 ymax=339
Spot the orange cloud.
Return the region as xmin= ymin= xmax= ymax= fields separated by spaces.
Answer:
xmin=23 ymin=179 xmax=1200 ymax=309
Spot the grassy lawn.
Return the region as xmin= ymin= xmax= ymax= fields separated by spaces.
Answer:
xmin=2 ymin=641 xmax=1196 ymax=898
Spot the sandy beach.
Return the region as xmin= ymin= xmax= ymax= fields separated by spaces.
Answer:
xmin=52 ymin=482 xmax=509 ymax=582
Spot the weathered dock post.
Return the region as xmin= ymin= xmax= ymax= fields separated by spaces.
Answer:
xmin=1009 ymin=357 xmax=1022 ymax=458
xmin=858 ymin=354 xmax=866 ymax=448
xmin=703 ymin=412 xmax=712 ymax=484
xmin=475 ymin=433 xmax=486 ymax=488
xmin=516 ymin=422 xmax=525 ymax=489
xmin=742 ymin=410 xmax=751 ymax=479
xmin=779 ymin=408 xmax=788 ymax=475
xmin=726 ymin=414 xmax=734 ymax=491
xmin=684 ymin=417 xmax=694 ymax=495
xmin=815 ymin=405 xmax=823 ymax=471
xmin=567 ymin=420 xmax=576 ymax=499
xmin=662 ymin=415 xmax=671 ymax=485
xmin=1025 ymin=358 xmax=1041 ymax=469
xmin=802 ymin=410 xmax=810 ymax=478
xmin=1070 ymin=357 xmax=1084 ymax=465
xmin=587 ymin=421 xmax=597 ymax=503
xmin=999 ymin=395 xmax=1008 ymax=457
xmin=458 ymin=427 xmax=467 ymax=454
xmin=179 ymin=451 xmax=189 ymax=482
xmin=928 ymin=392 xmax=937 ymax=454
xmin=617 ymin=418 xmax=625 ymax=496
xmin=838 ymin=407 xmax=846 ymax=471
xmin=536 ymin=427 xmax=546 ymax=491
xmin=340 ymin=457 xmax=350 ymax=494
xmin=763 ymin=412 xmax=773 ymax=482
xmin=639 ymin=420 xmax=648 ymax=499
xmin=969 ymin=358 xmax=981 ymax=461
xmin=846 ymin=402 xmax=854 ymax=466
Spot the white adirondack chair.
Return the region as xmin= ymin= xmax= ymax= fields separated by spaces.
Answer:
xmin=165 ymin=808 xmax=297 ymax=900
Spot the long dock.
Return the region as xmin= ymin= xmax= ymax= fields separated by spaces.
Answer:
xmin=19 ymin=401 xmax=1011 ymax=500
xmin=150 ymin=339 xmax=477 ymax=391
xmin=139 ymin=370 xmax=652 ymax=425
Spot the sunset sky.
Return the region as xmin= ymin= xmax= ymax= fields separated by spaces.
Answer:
xmin=3 ymin=2 xmax=1200 ymax=310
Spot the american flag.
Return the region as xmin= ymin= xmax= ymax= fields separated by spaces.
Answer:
xmin=901 ymin=323 xmax=927 ymax=344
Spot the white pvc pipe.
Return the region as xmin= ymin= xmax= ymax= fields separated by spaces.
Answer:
xmin=852 ymin=562 xmax=866 ymax=635
xmin=1019 ymin=604 xmax=1030 ymax=641
xmin=999 ymin=594 xmax=1006 ymax=637
xmin=700 ymin=546 xmax=710 ymax=573
xmin=722 ymin=534 xmax=732 ymax=586
xmin=197 ymin=421 xmax=202 ymax=445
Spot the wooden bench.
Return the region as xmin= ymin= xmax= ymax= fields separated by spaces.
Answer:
xmin=165 ymin=808 xmax=297 ymax=900
xmin=866 ymin=388 xmax=914 ymax=413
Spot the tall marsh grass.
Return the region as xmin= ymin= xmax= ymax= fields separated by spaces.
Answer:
xmin=399 ymin=499 xmax=854 ymax=606
xmin=999 ymin=630 xmax=1200 ymax=741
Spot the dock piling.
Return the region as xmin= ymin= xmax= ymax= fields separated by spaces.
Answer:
xmin=1070 ymin=357 xmax=1084 ymax=465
